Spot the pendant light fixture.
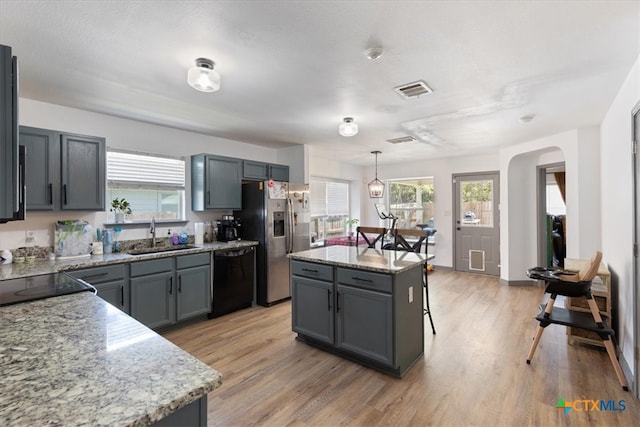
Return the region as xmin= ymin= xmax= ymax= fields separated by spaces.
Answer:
xmin=368 ymin=150 xmax=384 ymax=198
xmin=187 ymin=58 xmax=220 ymax=92
xmin=339 ymin=117 xmax=358 ymax=137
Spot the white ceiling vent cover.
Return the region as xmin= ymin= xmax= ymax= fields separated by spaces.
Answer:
xmin=394 ymin=80 xmax=433 ymax=99
xmin=386 ymin=136 xmax=417 ymax=144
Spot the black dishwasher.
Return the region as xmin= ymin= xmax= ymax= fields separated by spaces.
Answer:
xmin=211 ymin=247 xmax=255 ymax=317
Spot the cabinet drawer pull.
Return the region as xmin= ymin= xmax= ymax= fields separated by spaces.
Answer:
xmin=352 ymin=276 xmax=373 ymax=283
xmin=169 ymin=277 xmax=173 ymax=295
xmin=302 ymin=268 xmax=318 ymax=273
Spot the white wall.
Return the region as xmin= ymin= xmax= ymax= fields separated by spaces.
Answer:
xmin=499 ymin=127 xmax=601 ymax=283
xmin=0 ymin=98 xmax=285 ymax=250
xmin=601 ymin=56 xmax=640 ymax=378
xmin=363 ymin=153 xmax=500 ymax=268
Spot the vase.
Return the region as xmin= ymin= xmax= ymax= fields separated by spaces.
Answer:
xmin=115 ymin=212 xmax=125 ymax=223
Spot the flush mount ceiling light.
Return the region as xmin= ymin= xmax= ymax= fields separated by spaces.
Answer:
xmin=187 ymin=58 xmax=220 ymax=92
xmin=368 ymin=150 xmax=385 ymax=198
xmin=363 ymin=47 xmax=384 ymax=60
xmin=519 ymin=114 xmax=536 ymax=123
xmin=339 ymin=117 xmax=358 ymax=137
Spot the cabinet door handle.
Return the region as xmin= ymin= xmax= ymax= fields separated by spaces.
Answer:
xmin=178 ymin=276 xmax=182 ymax=293
xmin=120 ymin=286 xmax=124 ymax=307
xmin=336 ymin=291 xmax=341 ymax=312
xmin=63 ymin=184 xmax=68 ymax=205
xmin=327 ymin=289 xmax=331 ymax=311
xmin=48 ymin=183 xmax=53 ymax=205
xmin=169 ymin=277 xmax=173 ymax=295
xmin=352 ymin=276 xmax=373 ymax=283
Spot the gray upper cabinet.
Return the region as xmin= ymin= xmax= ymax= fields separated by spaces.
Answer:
xmin=61 ymin=133 xmax=105 ymax=210
xmin=191 ymin=154 xmax=242 ymax=210
xmin=20 ymin=126 xmax=58 ymax=210
xmin=20 ymin=126 xmax=105 ymax=211
xmin=0 ymin=44 xmax=20 ymax=222
xmin=242 ymin=160 xmax=289 ymax=181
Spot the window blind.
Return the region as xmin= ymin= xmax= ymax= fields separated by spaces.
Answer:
xmin=107 ymin=151 xmax=185 ymax=189
xmin=310 ymin=178 xmax=349 ymax=216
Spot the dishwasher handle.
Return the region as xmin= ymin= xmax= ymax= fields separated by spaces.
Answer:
xmin=215 ymin=247 xmax=254 ymax=258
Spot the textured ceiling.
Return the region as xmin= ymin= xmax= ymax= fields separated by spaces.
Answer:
xmin=0 ymin=1 xmax=638 ymax=166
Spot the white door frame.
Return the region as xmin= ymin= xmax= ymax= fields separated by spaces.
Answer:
xmin=631 ymin=100 xmax=640 ymax=397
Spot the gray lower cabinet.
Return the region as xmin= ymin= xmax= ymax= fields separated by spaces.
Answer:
xmin=336 ymin=284 xmax=393 ymax=365
xmin=291 ymin=276 xmax=334 ymax=344
xmin=20 ymin=126 xmax=106 ymax=211
xmin=291 ymin=259 xmax=424 ymax=377
xmin=130 ymin=258 xmax=175 ymax=330
xmin=153 ymin=395 xmax=207 ymax=427
xmin=176 ymin=253 xmax=212 ymax=322
xmin=131 ymin=254 xmax=211 ymax=329
xmin=67 ymin=264 xmax=129 ymax=313
xmin=191 ymin=154 xmax=242 ymax=210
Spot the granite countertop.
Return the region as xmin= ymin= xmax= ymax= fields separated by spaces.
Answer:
xmin=0 ymin=240 xmax=258 ymax=281
xmin=0 ymin=292 xmax=222 ymax=426
xmin=288 ymin=245 xmax=432 ymax=274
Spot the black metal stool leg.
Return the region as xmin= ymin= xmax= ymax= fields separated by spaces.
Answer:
xmin=424 ymin=269 xmax=436 ymax=334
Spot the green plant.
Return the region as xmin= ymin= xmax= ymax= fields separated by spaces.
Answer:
xmin=111 ymin=198 xmax=132 ymax=214
xmin=345 ymin=218 xmax=359 ymax=228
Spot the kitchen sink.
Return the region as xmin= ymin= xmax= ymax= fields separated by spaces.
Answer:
xmin=127 ymin=244 xmax=200 ymax=255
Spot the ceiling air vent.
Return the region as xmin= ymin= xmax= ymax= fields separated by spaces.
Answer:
xmin=386 ymin=136 xmax=417 ymax=144
xmin=394 ymin=80 xmax=433 ymax=99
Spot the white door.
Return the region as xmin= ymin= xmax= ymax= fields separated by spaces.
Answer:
xmin=454 ymin=173 xmax=500 ymax=275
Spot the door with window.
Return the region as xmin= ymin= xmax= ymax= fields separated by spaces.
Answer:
xmin=454 ymin=172 xmax=500 ymax=275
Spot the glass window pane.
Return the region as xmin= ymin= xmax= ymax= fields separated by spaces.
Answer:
xmin=388 ymin=178 xmax=434 ymax=229
xmin=460 ymin=180 xmax=493 ymax=227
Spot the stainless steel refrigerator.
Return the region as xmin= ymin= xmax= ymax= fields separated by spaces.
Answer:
xmin=236 ymin=181 xmax=310 ymax=306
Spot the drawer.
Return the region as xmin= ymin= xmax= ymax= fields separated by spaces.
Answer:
xmin=130 ymin=257 xmax=173 ymax=277
xmin=176 ymin=252 xmax=210 ymax=270
xmin=67 ymin=264 xmax=125 ymax=284
xmin=337 ymin=267 xmax=392 ymax=293
xmin=291 ymin=260 xmax=333 ymax=282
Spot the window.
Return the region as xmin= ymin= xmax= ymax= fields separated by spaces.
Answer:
xmin=387 ymin=177 xmax=435 ymax=229
xmin=310 ymin=178 xmax=350 ymax=243
xmin=107 ymin=150 xmax=185 ymax=221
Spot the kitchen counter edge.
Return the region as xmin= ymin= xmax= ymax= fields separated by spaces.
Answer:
xmin=0 ymin=240 xmax=258 ymax=281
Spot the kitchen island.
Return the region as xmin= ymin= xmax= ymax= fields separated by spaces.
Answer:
xmin=0 ymin=291 xmax=222 ymax=426
xmin=289 ymin=245 xmax=427 ymax=377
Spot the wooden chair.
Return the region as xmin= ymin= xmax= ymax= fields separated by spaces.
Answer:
xmin=355 ymin=226 xmax=386 ymax=249
xmin=526 ymin=251 xmax=629 ymax=391
xmin=393 ymin=228 xmax=436 ymax=334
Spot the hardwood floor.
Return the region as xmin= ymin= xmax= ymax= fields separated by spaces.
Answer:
xmin=163 ymin=271 xmax=639 ymax=426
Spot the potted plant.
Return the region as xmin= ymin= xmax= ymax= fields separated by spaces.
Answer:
xmin=111 ymin=198 xmax=132 ymax=223
xmin=345 ymin=218 xmax=359 ymax=238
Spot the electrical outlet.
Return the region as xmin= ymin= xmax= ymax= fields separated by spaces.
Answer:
xmin=408 ymin=286 xmax=414 ymax=303
xmin=25 ymin=230 xmax=35 ymax=245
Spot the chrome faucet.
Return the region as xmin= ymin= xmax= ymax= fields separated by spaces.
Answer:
xmin=150 ymin=217 xmax=156 ymax=248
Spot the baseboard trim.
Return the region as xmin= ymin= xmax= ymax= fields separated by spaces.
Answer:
xmin=430 ymin=264 xmax=452 ymax=272
xmin=500 ymin=278 xmax=536 ymax=286
xmin=619 ymin=350 xmax=635 ymax=396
